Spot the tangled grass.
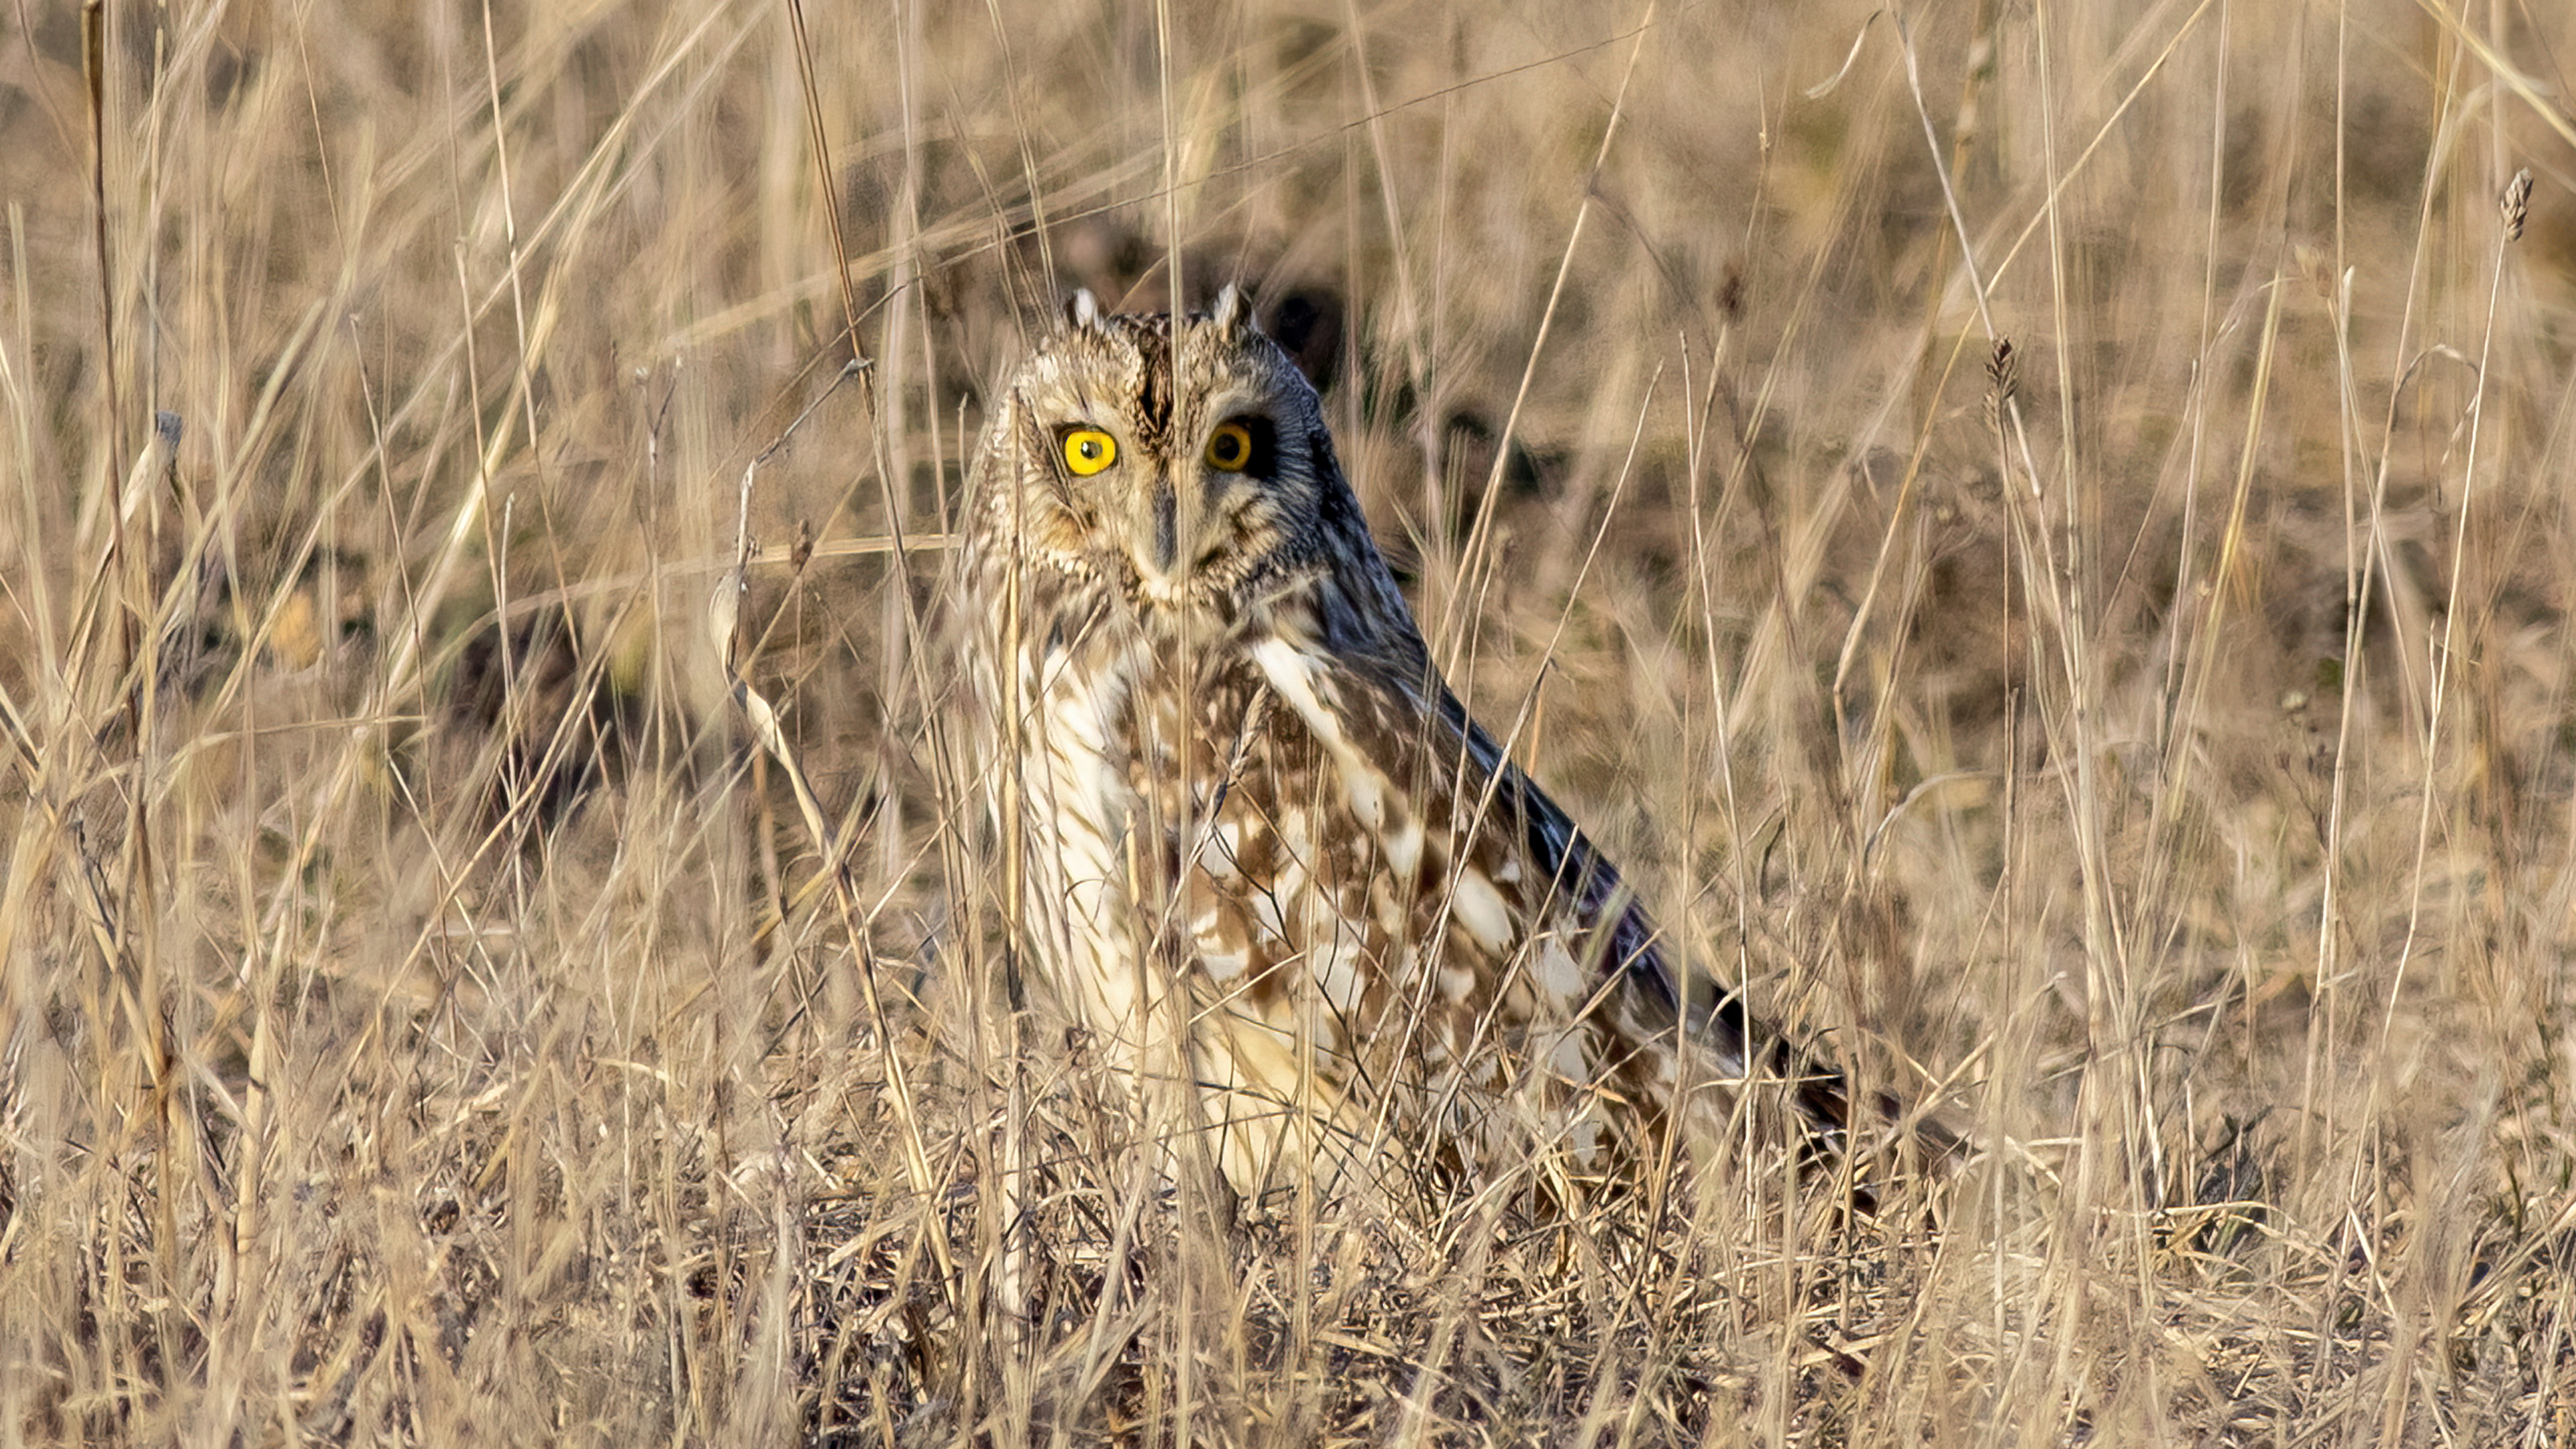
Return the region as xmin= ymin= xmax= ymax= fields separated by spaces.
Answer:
xmin=4 ymin=1 xmax=2576 ymax=1442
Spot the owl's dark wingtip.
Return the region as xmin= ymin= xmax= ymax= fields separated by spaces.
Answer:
xmin=1725 ymin=985 xmax=1964 ymax=1216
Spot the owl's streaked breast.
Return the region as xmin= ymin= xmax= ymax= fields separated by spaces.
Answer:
xmin=976 ymin=589 xmax=1611 ymax=1192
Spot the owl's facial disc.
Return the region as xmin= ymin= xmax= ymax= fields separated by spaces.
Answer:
xmin=1112 ymin=419 xmax=1272 ymax=610
xmin=1028 ymin=396 xmax=1277 ymax=614
xmin=1003 ymin=299 xmax=1321 ymax=627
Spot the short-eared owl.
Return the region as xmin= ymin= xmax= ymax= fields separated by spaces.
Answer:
xmin=957 ymin=286 xmax=1856 ymax=1201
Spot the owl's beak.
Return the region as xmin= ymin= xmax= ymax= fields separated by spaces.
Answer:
xmin=1126 ymin=473 xmax=1201 ymax=604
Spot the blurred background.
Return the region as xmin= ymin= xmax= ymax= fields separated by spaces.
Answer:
xmin=3 ymin=1 xmax=2575 ymax=1441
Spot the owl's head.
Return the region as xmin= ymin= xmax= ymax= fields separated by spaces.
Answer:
xmin=973 ymin=285 xmax=1395 ymax=641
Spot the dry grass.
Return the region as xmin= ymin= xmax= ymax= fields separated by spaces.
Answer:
xmin=5 ymin=1 xmax=2576 ymax=1442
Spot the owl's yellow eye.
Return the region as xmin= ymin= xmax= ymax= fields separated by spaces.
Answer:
xmin=1061 ymin=429 xmax=1118 ymax=476
xmin=1204 ymin=421 xmax=1254 ymax=472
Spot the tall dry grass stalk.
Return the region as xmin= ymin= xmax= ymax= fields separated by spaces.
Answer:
xmin=3 ymin=1 xmax=2574 ymax=1442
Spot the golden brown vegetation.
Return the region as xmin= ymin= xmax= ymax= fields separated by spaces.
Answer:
xmin=5 ymin=1 xmax=2576 ymax=1442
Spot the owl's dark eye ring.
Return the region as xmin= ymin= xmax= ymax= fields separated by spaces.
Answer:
xmin=1062 ymin=428 xmax=1118 ymax=476
xmin=1204 ymin=421 xmax=1254 ymax=472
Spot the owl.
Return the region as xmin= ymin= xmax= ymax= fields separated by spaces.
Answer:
xmin=955 ymin=286 xmax=1862 ymax=1204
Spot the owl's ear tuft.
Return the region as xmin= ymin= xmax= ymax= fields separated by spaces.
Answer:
xmin=1067 ymin=290 xmax=1106 ymax=333
xmin=1210 ymin=282 xmax=1255 ymax=340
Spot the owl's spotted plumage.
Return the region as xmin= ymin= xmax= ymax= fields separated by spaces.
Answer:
xmin=957 ymin=286 xmax=1856 ymax=1201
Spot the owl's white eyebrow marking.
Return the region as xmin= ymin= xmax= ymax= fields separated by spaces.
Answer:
xmin=1199 ymin=389 xmax=1265 ymax=419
